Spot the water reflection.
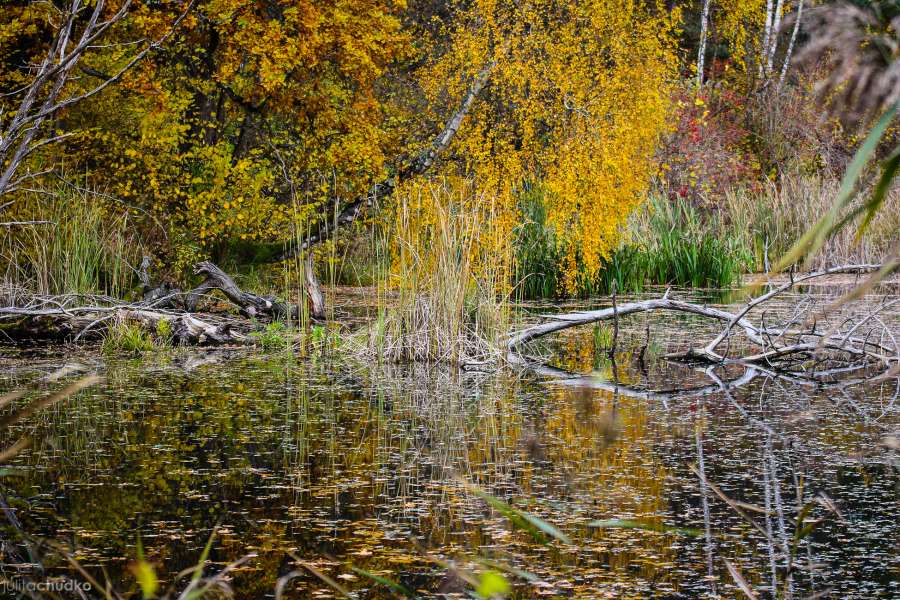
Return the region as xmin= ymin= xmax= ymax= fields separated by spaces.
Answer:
xmin=0 ymin=293 xmax=897 ymax=598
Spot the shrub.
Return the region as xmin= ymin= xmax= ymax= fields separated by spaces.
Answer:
xmin=102 ymin=321 xmax=155 ymax=355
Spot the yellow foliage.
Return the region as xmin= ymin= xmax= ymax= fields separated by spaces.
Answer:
xmin=715 ymin=0 xmax=766 ymax=73
xmin=414 ymin=0 xmax=680 ymax=292
xmin=21 ymin=0 xmax=411 ymax=255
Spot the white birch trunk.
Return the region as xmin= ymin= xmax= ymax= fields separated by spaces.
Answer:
xmin=760 ymin=0 xmax=775 ymax=77
xmin=767 ymin=0 xmax=786 ymax=74
xmin=777 ymin=0 xmax=805 ymax=91
xmin=697 ymin=0 xmax=712 ymax=86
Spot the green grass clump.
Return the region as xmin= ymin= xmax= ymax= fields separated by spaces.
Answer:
xmin=0 ymin=182 xmax=141 ymax=297
xmin=636 ymin=195 xmax=751 ymax=290
xmin=102 ymin=321 xmax=156 ymax=355
xmin=250 ymin=321 xmax=293 ymax=350
xmin=513 ymin=190 xmax=751 ymax=298
xmin=514 ymin=186 xmax=561 ymax=299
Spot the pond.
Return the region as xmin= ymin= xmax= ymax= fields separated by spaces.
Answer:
xmin=1 ymin=288 xmax=898 ymax=598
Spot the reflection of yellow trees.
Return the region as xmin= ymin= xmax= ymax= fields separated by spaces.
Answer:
xmin=4 ymin=355 xmax=688 ymax=596
xmin=541 ymin=384 xmax=675 ymax=587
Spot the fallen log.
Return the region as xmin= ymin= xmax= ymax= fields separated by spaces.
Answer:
xmin=0 ymin=304 xmax=249 ymax=345
xmin=506 ymin=265 xmax=898 ymax=375
xmin=185 ymin=261 xmax=299 ymax=320
xmin=0 ymin=260 xmax=298 ymax=345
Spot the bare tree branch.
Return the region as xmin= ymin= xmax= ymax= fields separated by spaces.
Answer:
xmin=0 ymin=0 xmax=194 ymax=201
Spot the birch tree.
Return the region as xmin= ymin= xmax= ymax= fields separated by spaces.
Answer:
xmin=0 ymin=0 xmax=190 ymax=205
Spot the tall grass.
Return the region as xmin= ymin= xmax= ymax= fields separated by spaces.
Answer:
xmin=0 ymin=184 xmax=140 ymax=297
xmin=362 ymin=180 xmax=509 ymax=364
xmin=514 ymin=186 xmax=561 ymax=299
xmin=629 ymin=194 xmax=751 ymax=289
xmin=723 ymin=170 xmax=900 ymax=271
xmin=514 ymin=190 xmax=749 ymax=298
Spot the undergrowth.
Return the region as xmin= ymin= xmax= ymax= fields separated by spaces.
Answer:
xmin=359 ymin=180 xmax=509 ymax=364
xmin=0 ymin=183 xmax=141 ymax=296
xmin=515 ymin=191 xmax=749 ymax=298
xmin=102 ymin=320 xmax=157 ymax=355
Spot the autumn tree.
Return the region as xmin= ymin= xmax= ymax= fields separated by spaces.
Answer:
xmin=0 ymin=0 xmax=186 ymax=211
xmin=704 ymin=0 xmax=805 ymax=89
xmin=2 ymin=0 xmax=680 ymax=297
xmin=395 ymin=0 xmax=680 ymax=292
xmin=43 ymin=0 xmax=411 ymax=265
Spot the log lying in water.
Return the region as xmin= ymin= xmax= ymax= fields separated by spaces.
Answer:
xmin=185 ymin=261 xmax=298 ymax=320
xmin=0 ymin=260 xmax=299 ymax=345
xmin=507 ymin=265 xmax=898 ymax=374
xmin=0 ymin=303 xmax=249 ymax=345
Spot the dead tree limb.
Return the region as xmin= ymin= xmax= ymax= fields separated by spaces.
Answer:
xmin=0 ymin=260 xmax=299 ymax=345
xmin=0 ymin=303 xmax=247 ymax=345
xmin=507 ymin=292 xmax=766 ymax=357
xmin=507 ymin=265 xmax=897 ymax=373
xmin=303 ymin=253 xmax=326 ymax=321
xmin=185 ymin=261 xmax=298 ymax=320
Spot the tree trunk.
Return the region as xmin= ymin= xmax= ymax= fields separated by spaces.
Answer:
xmin=185 ymin=261 xmax=297 ymax=320
xmin=304 ymin=254 xmax=326 ymax=321
xmin=697 ymin=0 xmax=711 ymax=86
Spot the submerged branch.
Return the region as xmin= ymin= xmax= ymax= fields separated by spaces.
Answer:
xmin=507 ymin=264 xmax=897 ymax=376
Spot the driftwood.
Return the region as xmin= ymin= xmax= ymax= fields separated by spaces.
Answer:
xmin=508 ymin=265 xmax=898 ymax=377
xmin=0 ymin=260 xmax=303 ymax=345
xmin=0 ymin=302 xmax=247 ymax=346
xmin=303 ymin=253 xmax=326 ymax=321
xmin=184 ymin=261 xmax=298 ymax=320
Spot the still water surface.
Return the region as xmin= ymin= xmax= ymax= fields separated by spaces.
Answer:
xmin=1 ymin=289 xmax=898 ymax=598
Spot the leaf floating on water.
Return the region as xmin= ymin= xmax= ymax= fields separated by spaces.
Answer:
xmin=587 ymin=519 xmax=702 ymax=537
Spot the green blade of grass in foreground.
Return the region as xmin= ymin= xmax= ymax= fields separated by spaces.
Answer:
xmin=469 ymin=486 xmax=573 ymax=545
xmin=588 ymin=518 xmax=702 ymax=537
xmin=350 ymin=566 xmax=420 ymax=599
xmin=774 ymin=103 xmax=897 ymax=272
xmin=858 ymin=144 xmax=900 ymax=237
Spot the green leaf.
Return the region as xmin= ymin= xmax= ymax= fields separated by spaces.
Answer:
xmin=476 ymin=571 xmax=510 ymax=599
xmin=471 ymin=487 xmax=572 ymax=545
xmin=470 ymin=557 xmax=539 ymax=583
xmin=775 ymin=103 xmax=898 ymax=271
xmin=350 ymin=567 xmax=419 ymax=599
xmin=191 ymin=525 xmax=217 ymax=585
xmin=858 ymin=144 xmax=900 ymax=237
xmin=587 ymin=518 xmax=702 ymax=537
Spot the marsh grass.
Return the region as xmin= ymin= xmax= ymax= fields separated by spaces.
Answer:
xmin=515 ymin=191 xmax=749 ymax=298
xmin=360 ymin=180 xmax=510 ymax=364
xmin=724 ymin=171 xmax=900 ymax=271
xmin=629 ymin=194 xmax=751 ymax=289
xmin=0 ymin=184 xmax=140 ymax=297
xmin=102 ymin=320 xmax=157 ymax=355
xmin=249 ymin=321 xmax=293 ymax=350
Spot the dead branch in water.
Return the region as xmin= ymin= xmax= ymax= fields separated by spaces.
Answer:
xmin=507 ymin=265 xmax=897 ymax=377
xmin=0 ymin=260 xmax=299 ymax=345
